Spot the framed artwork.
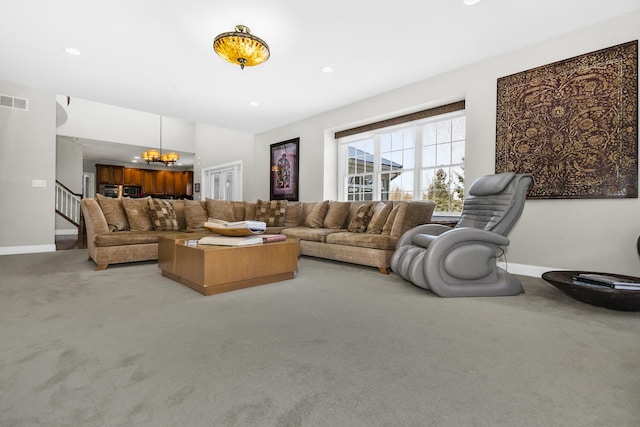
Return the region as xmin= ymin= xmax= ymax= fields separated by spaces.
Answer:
xmin=270 ymin=138 xmax=299 ymax=201
xmin=496 ymin=40 xmax=638 ymax=199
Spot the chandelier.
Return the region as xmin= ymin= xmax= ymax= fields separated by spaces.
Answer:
xmin=141 ymin=116 xmax=179 ymax=166
xmin=213 ymin=25 xmax=270 ymax=69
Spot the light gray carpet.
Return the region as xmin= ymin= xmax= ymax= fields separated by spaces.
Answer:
xmin=1 ymin=250 xmax=639 ymax=427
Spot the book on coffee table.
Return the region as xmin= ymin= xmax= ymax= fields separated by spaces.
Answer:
xmin=197 ymin=235 xmax=264 ymax=247
xmin=204 ymin=219 xmax=266 ymax=236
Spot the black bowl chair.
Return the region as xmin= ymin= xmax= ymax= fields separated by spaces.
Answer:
xmin=390 ymin=172 xmax=534 ymax=297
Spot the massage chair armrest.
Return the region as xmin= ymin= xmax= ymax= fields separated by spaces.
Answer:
xmin=396 ymin=224 xmax=453 ymax=248
xmin=423 ymin=228 xmax=511 ymax=296
xmin=427 ymin=227 xmax=510 ymax=252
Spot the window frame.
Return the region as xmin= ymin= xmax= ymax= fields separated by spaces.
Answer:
xmin=337 ymin=109 xmax=465 ymax=215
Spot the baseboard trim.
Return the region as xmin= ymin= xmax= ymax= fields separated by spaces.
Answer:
xmin=498 ymin=262 xmax=567 ymax=278
xmin=0 ymin=244 xmax=57 ymax=255
xmin=55 ymin=229 xmax=78 ymax=236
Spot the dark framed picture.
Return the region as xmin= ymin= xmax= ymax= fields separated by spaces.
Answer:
xmin=270 ymin=138 xmax=299 ymax=201
xmin=194 ymin=183 xmax=200 ymax=193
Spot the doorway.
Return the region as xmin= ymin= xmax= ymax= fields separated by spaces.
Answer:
xmin=201 ymin=161 xmax=242 ymax=201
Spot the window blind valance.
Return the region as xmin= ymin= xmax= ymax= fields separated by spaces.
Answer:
xmin=334 ymin=100 xmax=465 ymax=140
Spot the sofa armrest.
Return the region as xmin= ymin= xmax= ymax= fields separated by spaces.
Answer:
xmin=81 ymin=198 xmax=110 ymax=242
xmin=390 ymin=201 xmax=437 ymax=238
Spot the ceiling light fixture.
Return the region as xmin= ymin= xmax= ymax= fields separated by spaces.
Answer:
xmin=213 ymin=25 xmax=270 ymax=69
xmin=463 ymin=0 xmax=481 ymax=5
xmin=64 ymin=47 xmax=82 ymax=55
xmin=321 ymin=66 xmax=334 ymax=73
xmin=141 ymin=116 xmax=179 ymax=166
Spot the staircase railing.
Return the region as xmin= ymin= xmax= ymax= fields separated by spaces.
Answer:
xmin=55 ymin=180 xmax=86 ymax=248
xmin=55 ymin=180 xmax=82 ymax=225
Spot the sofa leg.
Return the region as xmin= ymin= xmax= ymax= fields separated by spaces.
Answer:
xmin=378 ymin=267 xmax=390 ymax=274
xmin=96 ymin=264 xmax=108 ymax=271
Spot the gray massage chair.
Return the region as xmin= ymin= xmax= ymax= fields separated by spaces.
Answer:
xmin=390 ymin=172 xmax=534 ymax=297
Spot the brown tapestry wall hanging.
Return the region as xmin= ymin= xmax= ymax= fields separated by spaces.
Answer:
xmin=495 ymin=40 xmax=638 ymax=199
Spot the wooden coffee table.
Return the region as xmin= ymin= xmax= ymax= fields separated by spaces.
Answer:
xmin=158 ymin=236 xmax=299 ymax=296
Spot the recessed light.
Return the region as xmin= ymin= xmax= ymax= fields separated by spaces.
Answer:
xmin=322 ymin=66 xmax=333 ymax=73
xmin=64 ymin=47 xmax=82 ymax=55
xmin=249 ymin=101 xmax=260 ymax=107
xmin=132 ymin=160 xmax=138 ymax=163
xmin=463 ymin=0 xmax=481 ymax=5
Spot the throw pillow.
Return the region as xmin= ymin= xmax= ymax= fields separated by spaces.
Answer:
xmin=348 ymin=203 xmax=374 ymax=233
xmin=96 ymin=193 xmax=129 ymax=232
xmin=205 ymin=198 xmax=236 ymax=222
xmin=184 ymin=200 xmax=208 ymax=231
xmin=382 ymin=202 xmax=407 ymax=235
xmin=303 ymin=201 xmax=330 ymax=228
xmin=121 ymin=197 xmax=154 ymax=231
xmin=283 ymin=202 xmax=303 ymax=227
xmin=255 ymin=199 xmax=287 ymax=227
xmin=366 ymin=201 xmax=393 ymax=234
xmin=147 ymin=198 xmax=179 ymax=231
xmin=323 ymin=201 xmax=350 ymax=229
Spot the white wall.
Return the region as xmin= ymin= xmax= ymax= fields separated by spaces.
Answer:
xmin=57 ymin=97 xmax=195 ymax=153
xmin=194 ymin=123 xmax=256 ymax=200
xmin=256 ymin=11 xmax=640 ymax=276
xmin=0 ymin=80 xmax=56 ymax=254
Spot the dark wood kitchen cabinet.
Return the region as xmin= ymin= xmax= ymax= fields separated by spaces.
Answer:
xmin=124 ymin=168 xmax=144 ymax=186
xmin=143 ymin=170 xmax=156 ymax=194
xmin=96 ymin=164 xmax=124 ymax=185
xmin=96 ymin=164 xmax=193 ymax=197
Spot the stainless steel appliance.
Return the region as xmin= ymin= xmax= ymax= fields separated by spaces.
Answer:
xmin=98 ymin=184 xmax=122 ymax=198
xmin=123 ymin=185 xmax=142 ymax=197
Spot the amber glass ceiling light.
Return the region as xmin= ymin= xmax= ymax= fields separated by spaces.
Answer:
xmin=141 ymin=116 xmax=179 ymax=166
xmin=213 ymin=25 xmax=270 ymax=69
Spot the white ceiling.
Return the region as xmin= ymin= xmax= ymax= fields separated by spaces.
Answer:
xmin=1 ymin=0 xmax=639 ymax=138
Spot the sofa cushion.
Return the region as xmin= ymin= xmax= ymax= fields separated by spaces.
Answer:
xmin=366 ymin=201 xmax=393 ymax=234
xmin=382 ymin=203 xmax=403 ymax=235
xmin=96 ymin=194 xmax=129 ymax=231
xmin=93 ymin=230 xmax=187 ymax=247
xmin=283 ymin=202 xmax=303 ymax=227
xmin=325 ymin=232 xmax=397 ymax=251
xmin=244 ymin=202 xmax=257 ymax=221
xmin=122 ymin=197 xmax=154 ymax=232
xmin=281 ymin=227 xmax=341 ymax=243
xmin=231 ymin=201 xmax=246 ymax=222
xmin=303 ymin=201 xmax=330 ymax=228
xmin=255 ymin=199 xmax=287 ymax=227
xmin=348 ymin=203 xmax=374 ymax=232
xmin=184 ymin=200 xmax=208 ymax=231
xmin=323 ymin=201 xmax=350 ymax=229
xmin=148 ymin=198 xmax=179 ymax=231
xmin=206 ymin=198 xmax=236 ymax=221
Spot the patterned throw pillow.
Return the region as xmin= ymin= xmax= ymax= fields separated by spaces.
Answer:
xmin=348 ymin=204 xmax=374 ymax=233
xmin=255 ymin=199 xmax=288 ymax=227
xmin=366 ymin=201 xmax=393 ymax=234
xmin=147 ymin=198 xmax=179 ymax=231
xmin=121 ymin=197 xmax=154 ymax=231
xmin=96 ymin=194 xmax=129 ymax=232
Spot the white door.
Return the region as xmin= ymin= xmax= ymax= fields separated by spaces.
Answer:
xmin=201 ymin=161 xmax=242 ymax=201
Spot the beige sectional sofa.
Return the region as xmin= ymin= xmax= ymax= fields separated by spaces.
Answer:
xmin=81 ymin=195 xmax=436 ymax=273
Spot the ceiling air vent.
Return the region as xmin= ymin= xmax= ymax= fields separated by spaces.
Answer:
xmin=0 ymin=94 xmax=29 ymax=111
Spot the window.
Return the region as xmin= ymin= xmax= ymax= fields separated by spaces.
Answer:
xmin=338 ymin=108 xmax=465 ymax=213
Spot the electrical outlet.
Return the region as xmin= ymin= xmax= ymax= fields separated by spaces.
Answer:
xmin=31 ymin=179 xmax=47 ymax=188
